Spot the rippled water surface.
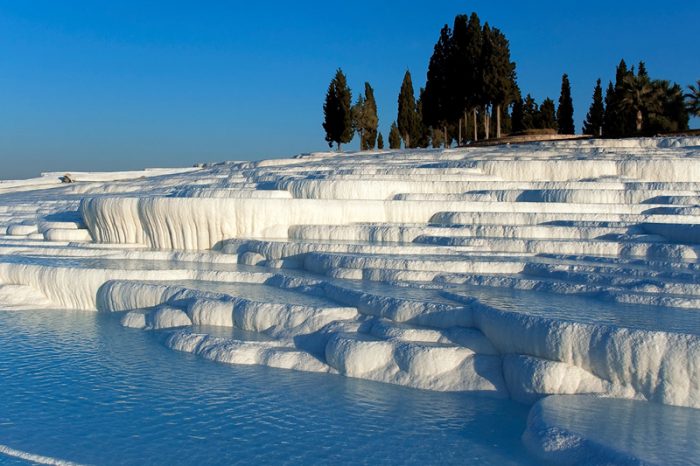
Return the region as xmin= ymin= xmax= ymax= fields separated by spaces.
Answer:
xmin=0 ymin=310 xmax=537 ymax=465
xmin=537 ymin=395 xmax=700 ymax=466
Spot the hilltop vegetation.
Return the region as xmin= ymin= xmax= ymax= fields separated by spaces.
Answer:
xmin=322 ymin=12 xmax=696 ymax=149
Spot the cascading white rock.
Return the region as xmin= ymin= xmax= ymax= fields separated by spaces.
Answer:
xmin=1 ymin=136 xmax=699 ymax=416
xmin=472 ymin=302 xmax=700 ymax=408
xmin=166 ymin=331 xmax=332 ymax=373
xmin=121 ymin=306 xmax=192 ymax=330
xmin=502 ymin=354 xmax=635 ymax=404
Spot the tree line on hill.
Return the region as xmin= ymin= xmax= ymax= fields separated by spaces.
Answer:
xmin=583 ymin=60 xmax=693 ymax=137
xmin=322 ymin=12 xmax=699 ymax=151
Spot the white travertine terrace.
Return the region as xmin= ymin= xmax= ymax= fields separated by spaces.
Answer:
xmin=1 ymin=137 xmax=700 ymax=464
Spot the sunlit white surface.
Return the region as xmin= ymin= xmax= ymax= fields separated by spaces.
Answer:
xmin=1 ymin=137 xmax=700 ymax=462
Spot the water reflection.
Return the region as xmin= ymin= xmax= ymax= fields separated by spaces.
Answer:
xmin=537 ymin=395 xmax=700 ymax=466
xmin=0 ymin=309 xmax=537 ymax=465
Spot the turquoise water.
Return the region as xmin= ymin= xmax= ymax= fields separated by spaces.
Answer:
xmin=0 ymin=310 xmax=538 ymax=465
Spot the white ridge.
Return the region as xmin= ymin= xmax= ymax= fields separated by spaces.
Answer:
xmin=0 ymin=444 xmax=86 ymax=466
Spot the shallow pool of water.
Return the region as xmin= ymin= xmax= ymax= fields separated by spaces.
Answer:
xmin=531 ymin=395 xmax=700 ymax=466
xmin=455 ymin=283 xmax=700 ymax=335
xmin=0 ymin=309 xmax=538 ymax=465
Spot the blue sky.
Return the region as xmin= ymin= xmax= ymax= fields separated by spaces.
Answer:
xmin=0 ymin=1 xmax=698 ymax=179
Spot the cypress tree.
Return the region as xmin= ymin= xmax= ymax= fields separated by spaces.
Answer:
xmin=351 ymin=94 xmax=366 ymax=149
xmin=351 ymin=83 xmax=379 ymax=151
xmin=322 ymin=69 xmax=353 ymax=150
xmin=501 ymin=105 xmax=513 ymax=135
xmin=522 ymin=94 xmax=538 ymax=129
xmin=495 ymin=28 xmax=517 ymax=138
xmin=416 ymin=88 xmax=431 ymax=148
xmin=685 ymin=80 xmax=700 ymax=117
xmin=448 ymin=13 xmax=485 ymax=143
xmin=506 ymin=81 xmax=522 ymax=135
xmin=602 ymin=81 xmax=616 ymax=137
xmin=557 ymin=74 xmax=575 ymax=134
xmin=449 ymin=14 xmax=470 ymax=144
xmin=423 ymin=25 xmax=453 ymax=145
xmin=478 ymin=23 xmax=496 ymax=139
xmin=603 ymin=59 xmax=634 ymax=137
xmin=363 ymin=82 xmax=379 ymax=150
xmin=389 ymin=122 xmax=402 ymax=149
xmin=637 ymin=61 xmax=649 ymax=82
xmin=511 ymin=97 xmax=524 ymax=133
xmin=539 ymin=98 xmax=557 ymax=130
xmin=583 ymin=79 xmax=605 ymax=136
xmin=465 ymin=13 xmax=484 ymax=141
xmin=397 ymin=70 xmax=420 ymax=148
xmin=423 ymin=13 xmax=517 ymax=142
xmin=618 ymin=60 xmax=637 ymax=136
xmin=377 ymin=132 xmax=384 ymax=150
xmin=480 ymin=24 xmax=516 ymax=139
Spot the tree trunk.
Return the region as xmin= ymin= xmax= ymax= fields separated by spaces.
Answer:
xmin=473 ymin=108 xmax=478 ymax=142
xmin=496 ymin=105 xmax=501 ymax=139
xmin=443 ymin=126 xmax=448 ymax=148
xmin=404 ymin=133 xmax=410 ymax=149
xmin=464 ymin=111 xmax=468 ymax=143
xmin=484 ymin=107 xmax=490 ymax=140
xmin=636 ymin=110 xmax=643 ymax=132
xmin=458 ymin=118 xmax=462 ymax=146
xmin=337 ymin=142 xmax=342 ymax=152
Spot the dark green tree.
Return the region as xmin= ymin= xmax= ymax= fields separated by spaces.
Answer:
xmin=664 ymin=82 xmax=689 ymax=131
xmin=615 ymin=62 xmax=689 ymax=135
xmin=363 ymin=83 xmax=379 ymax=149
xmin=603 ymin=59 xmax=634 ymax=137
xmin=620 ymin=73 xmax=664 ymax=133
xmin=464 ymin=13 xmax=484 ymax=141
xmin=478 ymin=23 xmax=496 ymax=139
xmin=397 ymin=70 xmax=420 ymax=148
xmin=522 ymin=94 xmax=538 ymax=129
xmin=377 ymin=132 xmax=384 ymax=150
xmin=322 ymin=69 xmax=353 ymax=150
xmin=583 ymin=79 xmax=605 ymax=136
xmin=351 ymin=83 xmax=380 ymax=150
xmin=637 ymin=61 xmax=649 ymax=81
xmin=389 ymin=122 xmax=402 ymax=149
xmin=431 ymin=127 xmax=444 ymax=148
xmin=602 ymin=81 xmax=616 ymax=136
xmin=480 ymin=24 xmax=517 ymax=138
xmin=448 ymin=14 xmax=470 ymax=144
xmin=448 ymin=13 xmax=484 ymax=143
xmin=416 ymin=88 xmax=431 ymax=148
xmin=422 ymin=24 xmax=454 ymax=146
xmin=422 ymin=13 xmax=518 ymax=143
xmin=501 ymin=105 xmax=513 ymax=135
xmin=351 ymin=94 xmax=366 ymax=148
xmin=557 ymin=74 xmax=575 ymax=134
xmin=539 ymin=98 xmax=557 ymax=129
xmin=511 ymin=97 xmax=524 ymax=133
xmin=647 ymin=81 xmax=689 ymax=134
xmin=685 ymin=80 xmax=700 ymax=117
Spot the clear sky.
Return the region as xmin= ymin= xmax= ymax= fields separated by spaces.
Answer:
xmin=0 ymin=1 xmax=698 ymax=179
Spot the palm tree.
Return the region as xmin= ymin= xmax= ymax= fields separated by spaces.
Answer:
xmin=620 ymin=74 xmax=664 ymax=133
xmin=685 ymin=80 xmax=700 ymax=117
